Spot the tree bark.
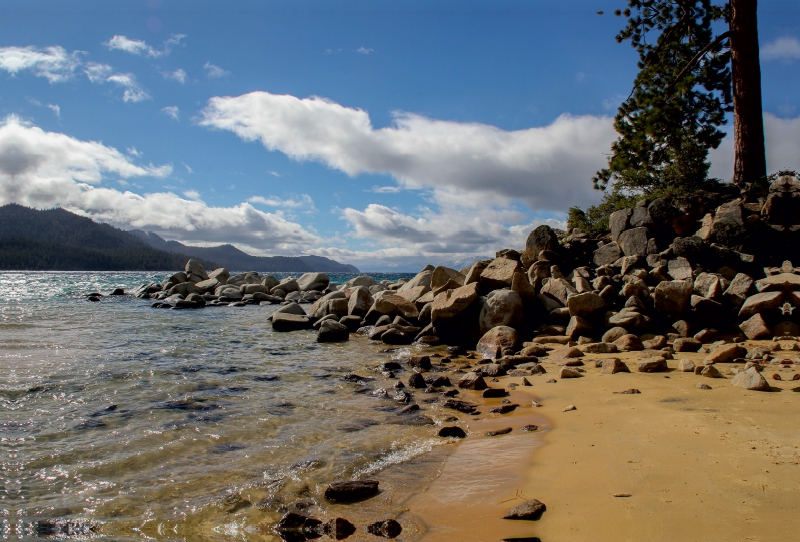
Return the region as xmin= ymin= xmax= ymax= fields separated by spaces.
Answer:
xmin=730 ymin=0 xmax=767 ymax=188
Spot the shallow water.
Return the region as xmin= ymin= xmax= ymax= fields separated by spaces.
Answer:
xmin=0 ymin=272 xmax=462 ymax=541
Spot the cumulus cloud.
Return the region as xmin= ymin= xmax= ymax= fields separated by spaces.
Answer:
xmin=106 ymin=73 xmax=150 ymax=102
xmin=762 ymin=37 xmax=800 ymax=61
xmin=249 ymin=194 xmax=317 ymax=212
xmin=104 ymin=34 xmax=185 ymax=58
xmin=708 ymin=113 xmax=800 ymax=180
xmin=369 ymin=185 xmax=402 ymax=193
xmin=164 ymin=68 xmax=187 ymax=83
xmin=203 ymin=62 xmax=229 ymax=78
xmin=356 ymin=47 xmax=375 ymax=54
xmin=0 ymin=45 xmax=82 ymax=83
xmin=199 ymin=91 xmax=615 ymax=212
xmin=162 ymin=106 xmax=180 ymax=120
xmin=0 ymin=116 xmax=320 ymax=253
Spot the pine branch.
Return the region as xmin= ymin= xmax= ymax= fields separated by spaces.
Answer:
xmin=667 ymin=30 xmax=731 ymax=94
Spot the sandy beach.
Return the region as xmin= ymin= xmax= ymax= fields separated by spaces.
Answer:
xmin=407 ymin=340 xmax=800 ymax=542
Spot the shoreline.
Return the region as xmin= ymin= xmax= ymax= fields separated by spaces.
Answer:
xmin=403 ymin=340 xmax=800 ymax=541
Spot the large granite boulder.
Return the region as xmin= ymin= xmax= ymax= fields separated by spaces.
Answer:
xmin=618 ymin=227 xmax=649 ymax=256
xmin=185 ymin=259 xmax=208 ymax=282
xmin=731 ymin=367 xmax=770 ymax=391
xmin=521 ymin=225 xmax=559 ymax=268
xmin=653 ymin=280 xmax=692 ymax=314
xmin=297 ymin=272 xmax=329 ymax=292
xmin=480 ymin=258 xmax=523 ymax=290
xmin=479 ymin=289 xmax=523 ymax=335
xmin=347 ymin=286 xmax=373 ymax=317
xmin=374 ymin=294 xmax=419 ymax=320
xmin=762 ymin=172 xmax=800 ymax=228
xmin=567 ymin=291 xmax=607 ymax=318
xmin=476 ymin=326 xmax=518 ymax=360
xmin=594 ymin=242 xmax=623 ymax=267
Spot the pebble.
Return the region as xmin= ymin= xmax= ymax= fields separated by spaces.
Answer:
xmin=485 ymin=427 xmax=513 ymax=437
xmin=563 ymin=405 xmax=577 ymax=412
xmin=613 ymin=388 xmax=641 ymax=394
xmin=613 ymin=493 xmax=632 ymax=498
xmin=520 ymin=425 xmax=539 ymax=432
xmin=696 ymin=383 xmax=712 ymax=390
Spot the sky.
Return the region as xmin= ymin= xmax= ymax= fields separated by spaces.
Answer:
xmin=0 ymin=0 xmax=798 ymax=271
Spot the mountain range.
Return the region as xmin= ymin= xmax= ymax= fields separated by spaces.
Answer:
xmin=0 ymin=204 xmax=358 ymax=273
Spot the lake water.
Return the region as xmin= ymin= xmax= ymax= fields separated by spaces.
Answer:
xmin=0 ymin=271 xmax=466 ymax=541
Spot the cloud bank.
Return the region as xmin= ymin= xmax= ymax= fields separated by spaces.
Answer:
xmin=762 ymin=37 xmax=800 ymax=61
xmin=199 ymin=91 xmax=616 ymax=212
xmin=0 ymin=116 xmax=320 ymax=253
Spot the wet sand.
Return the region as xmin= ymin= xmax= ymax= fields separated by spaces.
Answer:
xmin=407 ymin=341 xmax=800 ymax=542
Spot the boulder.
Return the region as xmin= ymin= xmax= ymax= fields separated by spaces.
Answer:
xmin=602 ymin=327 xmax=629 ymax=344
xmin=694 ymin=273 xmax=722 ymax=300
xmin=272 ymin=312 xmax=312 ymax=332
xmin=601 ymin=358 xmax=630 ymax=374
xmin=521 ymin=225 xmax=559 ymax=267
xmin=667 ymin=257 xmax=693 ymax=281
xmin=503 ymin=499 xmax=547 ymax=521
xmin=241 ymin=284 xmax=266 ymax=295
xmin=579 ymin=342 xmax=618 ymax=354
xmin=208 ymin=267 xmax=230 ymax=283
xmin=316 ymin=298 xmax=349 ymax=319
xmin=347 ymin=286 xmax=373 ymax=317
xmin=195 ymin=277 xmax=220 ymax=292
xmin=431 ymin=282 xmax=479 ymax=323
xmin=324 ymin=480 xmax=379 ymax=503
xmin=567 ymin=291 xmax=607 ymax=318
xmin=431 ymin=266 xmax=464 ymax=291
xmin=739 ymin=313 xmax=771 ymax=340
xmin=261 ymin=275 xmax=279 ymax=291
xmin=738 ymin=291 xmax=783 ymax=318
xmin=399 ymin=270 xmax=433 ymax=292
xmin=613 ymin=334 xmax=644 ymax=351
xmin=346 ymin=275 xmax=378 ymax=288
xmin=480 ymin=258 xmax=523 ymax=290
xmin=731 ymin=367 xmax=771 ymax=391
xmin=594 ymin=242 xmax=623 ymax=267
xmin=701 ymin=365 xmax=723 ymax=378
xmin=465 ymin=260 xmax=490 ymax=284
xmin=458 ymin=372 xmax=488 ymax=390
xmin=317 ymin=320 xmax=349 ymax=342
xmin=706 ymin=200 xmax=746 ymax=246
xmin=673 ymin=337 xmax=702 ymax=352
xmin=653 ymin=280 xmax=692 ymax=314
xmin=618 ymin=227 xmax=649 ymax=256
xmin=276 ymin=279 xmax=300 ymax=294
xmin=374 ymin=294 xmax=419 ymax=320
xmin=297 ymin=272 xmax=329 ymax=292
xmin=638 ymin=356 xmax=668 ymax=372
xmin=185 ymin=259 xmax=208 ymax=282
xmin=541 ymin=278 xmax=577 ymax=306
xmin=479 ymin=290 xmax=523 ymax=335
xmin=310 ymin=291 xmax=346 ymax=315
xmin=609 ymin=208 xmax=632 ymax=242
xmin=566 ymin=316 xmax=592 ymax=339
xmin=762 ymin=172 xmax=800 ymax=226
xmin=677 ymin=359 xmax=696 ymax=372
xmin=559 ymin=367 xmax=583 ymax=379
xmin=705 ymin=344 xmax=747 ymax=363
xmin=723 ymin=273 xmax=754 ymax=307
xmin=476 ymin=326 xmax=518 ymax=360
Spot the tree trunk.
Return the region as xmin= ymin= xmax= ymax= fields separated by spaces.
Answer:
xmin=730 ymin=0 xmax=767 ymax=188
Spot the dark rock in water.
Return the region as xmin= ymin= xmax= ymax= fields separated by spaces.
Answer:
xmin=408 ymin=372 xmax=427 ymax=389
xmin=275 ymin=512 xmax=323 ymax=541
xmin=486 ymin=427 xmax=513 ymax=436
xmin=341 ymin=373 xmax=366 ymax=383
xmin=209 ymin=442 xmax=246 ymax=454
xmin=503 ymin=499 xmax=547 ymax=520
xmin=397 ymin=403 xmax=420 ymax=414
xmin=482 ymin=388 xmax=507 ymax=398
xmin=447 ymin=345 xmax=467 ymax=356
xmin=396 ymin=414 xmax=435 ymax=426
xmin=380 ymin=361 xmax=402 ymax=371
xmin=426 ymin=375 xmax=452 ymax=387
xmin=366 ymin=519 xmax=403 ymax=538
xmin=442 ymin=389 xmax=459 ymax=397
xmin=75 ymin=419 xmax=107 ymax=430
xmin=489 ymin=404 xmax=518 ymax=414
xmin=407 ymin=356 xmax=432 ymax=370
xmin=89 ymin=404 xmax=118 ymax=417
xmin=520 ymin=425 xmax=539 ymax=432
xmin=317 ymin=320 xmax=349 ymax=343
xmin=324 ymin=480 xmax=379 ymax=503
xmin=394 ymin=390 xmax=413 ymax=403
xmin=458 ymin=372 xmax=488 ymax=390
xmin=443 ymin=399 xmax=477 ymax=413
xmin=109 ymin=288 xmax=125 ymax=296
xmin=438 ymin=426 xmax=467 ymax=438
xmin=323 ymin=518 xmax=356 ymax=540
xmin=87 ymin=296 xmax=101 ymax=302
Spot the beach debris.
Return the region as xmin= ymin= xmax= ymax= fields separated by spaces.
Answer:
xmin=438 ymin=426 xmax=466 ymax=438
xmin=613 ymin=388 xmax=641 ymax=394
xmin=486 ymin=427 xmax=513 ymax=436
xmin=366 ymin=519 xmax=402 ymax=538
xmin=520 ymin=425 xmax=539 ymax=431
xmin=612 ymin=493 xmax=632 ymax=498
xmin=502 ymin=499 xmax=546 ymax=520
xmin=324 ymin=480 xmax=379 ymax=503
xmin=696 ymin=383 xmax=712 ymax=389
xmin=563 ymin=405 xmax=577 ymax=412
xmin=490 ymin=404 xmax=519 ymax=414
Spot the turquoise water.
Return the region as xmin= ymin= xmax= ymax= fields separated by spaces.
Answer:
xmin=0 ymin=271 xmax=461 ymax=541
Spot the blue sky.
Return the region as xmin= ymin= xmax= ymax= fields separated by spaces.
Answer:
xmin=1 ymin=0 xmax=798 ymax=270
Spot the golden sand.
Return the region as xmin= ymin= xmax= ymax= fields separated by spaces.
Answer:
xmin=407 ymin=341 xmax=800 ymax=541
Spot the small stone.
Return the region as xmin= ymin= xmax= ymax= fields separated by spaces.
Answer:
xmin=502 ymin=499 xmax=547 ymax=520
xmin=486 ymin=427 xmax=513 ymax=436
xmin=613 ymin=388 xmax=641 ymax=394
xmin=366 ymin=519 xmax=402 ymax=539
xmin=489 ymin=404 xmax=518 ymax=414
xmin=563 ymin=405 xmax=576 ymax=411
xmin=522 ymin=377 xmax=532 ymax=386
xmin=601 ymin=358 xmax=630 ymax=374
xmin=772 ymin=373 xmax=782 ymax=381
xmin=438 ymin=426 xmax=467 ymax=438
xmin=613 ymin=493 xmax=632 ymax=498
xmin=324 ymin=480 xmax=379 ymax=503
xmin=559 ymin=366 xmax=583 ymax=379
xmin=701 ymin=365 xmax=723 ymax=378
xmin=520 ymin=425 xmax=539 ymax=431
xmin=323 ymin=517 xmax=357 ymax=540
xmin=677 ymin=359 xmax=696 ymax=372
xmin=482 ymin=388 xmax=508 ymax=398
xmin=637 ymin=356 xmax=668 ymax=373
xmin=696 ymin=383 xmax=712 ymax=390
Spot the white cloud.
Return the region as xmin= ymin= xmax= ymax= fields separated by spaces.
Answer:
xmin=106 ymin=73 xmax=150 ymax=102
xmin=164 ymin=68 xmax=187 ymax=83
xmin=46 ymin=104 xmax=61 ymax=117
xmin=104 ymin=34 xmax=185 ymax=58
xmin=369 ymin=185 xmax=402 ymax=193
xmin=708 ymin=113 xmax=800 ymax=180
xmin=84 ymin=62 xmax=114 ymax=83
xmin=126 ymin=146 xmax=142 ymax=157
xmin=199 ymin=91 xmax=615 ymax=212
xmin=0 ymin=116 xmax=320 ymax=253
xmin=249 ymin=194 xmax=316 ymax=211
xmin=162 ymin=106 xmax=180 ymax=120
xmin=356 ymin=47 xmax=375 ymax=55
xmin=0 ymin=45 xmax=82 ymax=83
xmin=203 ymin=62 xmax=229 ymax=78
xmin=183 ymin=189 xmax=201 ymax=200
xmin=182 ymin=162 xmax=193 ymax=173
xmin=762 ymin=37 xmax=800 ymax=61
